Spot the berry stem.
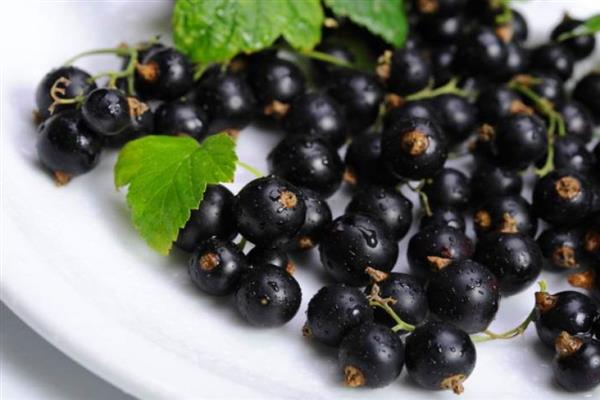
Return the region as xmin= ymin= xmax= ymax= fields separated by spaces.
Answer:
xmin=236 ymin=160 xmax=264 ymax=178
xmin=367 ymin=284 xmax=416 ymax=332
xmin=471 ymin=280 xmax=547 ymax=343
xmin=405 ymin=78 xmax=469 ymax=102
xmin=63 ymin=47 xmax=132 ymax=66
xmin=238 ymin=237 xmax=248 ymax=252
xmin=298 ymin=49 xmax=354 ymax=69
xmin=492 ymin=0 xmax=513 ymax=25
xmin=406 ymin=181 xmax=433 ymax=217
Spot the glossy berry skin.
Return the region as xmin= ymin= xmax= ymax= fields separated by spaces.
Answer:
xmin=510 ymin=9 xmax=529 ymax=42
xmin=384 ymin=100 xmax=440 ymax=130
xmin=344 ymin=132 xmax=396 ymax=187
xmin=419 ymin=14 xmax=465 ymax=44
xmin=420 ymin=206 xmax=465 ymax=232
xmin=35 ymin=66 xmax=97 ymax=120
xmin=423 ymin=168 xmax=471 ymax=210
xmin=537 ymin=226 xmax=586 ymax=272
xmin=37 ymin=110 xmax=102 ymax=178
xmin=346 ymin=186 xmax=413 ymax=241
xmin=268 ymin=136 xmax=343 ymax=198
xmin=557 ymin=101 xmax=593 ymax=144
xmin=427 ymin=260 xmax=500 ymax=333
xmin=103 ymin=99 xmax=154 ymax=148
xmin=552 ymin=137 xmax=595 ymax=176
xmin=405 ymin=321 xmax=476 ymax=394
xmin=338 ymin=323 xmax=404 ymax=388
xmin=553 ymin=335 xmax=600 ymax=392
xmin=532 ymin=170 xmax=593 ymax=227
xmin=81 ymin=88 xmax=130 ymax=136
xmin=551 ymin=17 xmax=596 ymax=60
xmin=532 ymin=43 xmax=574 ymax=81
xmin=470 ymin=162 xmax=523 ymax=203
xmin=305 ymin=284 xmax=373 ymax=346
xmin=431 ymin=95 xmax=477 ymax=143
xmin=382 ymin=118 xmax=448 ymax=181
xmin=284 ymin=93 xmax=346 ymax=148
xmin=456 ymin=26 xmax=507 ymax=77
xmin=247 ymin=246 xmax=292 ymax=272
xmin=528 ymin=71 xmax=565 ymax=107
xmin=319 ymin=213 xmax=399 ymax=286
xmin=407 ymin=225 xmax=474 ymax=281
xmin=235 ymin=265 xmax=301 ymax=327
xmin=154 ymin=100 xmax=210 ymax=142
xmin=234 ymin=176 xmax=306 ymax=249
xmin=474 ymin=195 xmax=537 ymax=238
xmin=135 ymin=47 xmax=193 ymax=101
xmin=535 ymin=290 xmax=598 ymax=348
xmin=573 ymin=72 xmax=600 ymax=122
xmin=188 ymin=238 xmax=247 ymax=296
xmin=289 ymin=189 xmax=332 ymax=251
xmin=431 ymin=45 xmax=457 ymax=86
xmin=366 ymin=273 xmax=429 ymax=327
xmin=247 ymin=56 xmax=305 ymax=115
xmin=387 ymin=48 xmax=431 ymax=95
xmin=476 ymin=85 xmax=526 ymax=124
xmin=494 ymin=114 xmax=548 ymax=171
xmin=194 ymin=68 xmax=257 ymax=134
xmin=327 ymin=70 xmax=384 ymax=134
xmin=500 ymin=42 xmax=531 ymax=79
xmin=311 ymin=42 xmax=356 ymax=83
xmin=175 ymin=185 xmax=236 ymax=252
xmin=474 ymin=232 xmax=542 ymax=295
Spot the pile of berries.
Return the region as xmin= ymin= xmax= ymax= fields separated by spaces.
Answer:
xmin=33 ymin=0 xmax=600 ymax=394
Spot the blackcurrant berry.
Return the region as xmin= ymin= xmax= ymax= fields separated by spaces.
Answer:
xmin=344 ymin=132 xmax=396 ymax=187
xmin=319 ymin=213 xmax=399 ymax=286
xmin=474 ymin=232 xmax=543 ymax=295
xmin=188 ymin=237 xmax=247 ymax=296
xmin=338 ymin=323 xmax=404 ymax=388
xmin=387 ymin=48 xmax=431 ymax=96
xmin=527 ymin=71 xmax=566 ymax=107
xmin=346 ymin=186 xmax=413 ymax=241
xmin=235 ymin=264 xmax=301 ymax=327
xmin=193 ymin=68 xmax=257 ymax=135
xmin=289 ymin=189 xmax=332 ymax=251
xmin=510 ymin=9 xmax=529 ymax=43
xmin=267 ymin=136 xmax=343 ymax=198
xmin=327 ymin=70 xmax=384 ymax=134
xmin=553 ymin=333 xmax=600 ymax=392
xmin=175 ymin=184 xmax=236 ymax=252
xmin=407 ymin=225 xmax=474 ymax=280
xmin=283 ymin=92 xmax=346 ymax=149
xmin=154 ymin=100 xmax=210 ymax=142
xmin=135 ymin=47 xmax=194 ymax=100
xmin=535 ymin=290 xmax=598 ymax=348
xmin=551 ymin=16 xmax=597 ymax=60
xmin=305 ymin=284 xmax=373 ymax=347
xmin=532 ymin=170 xmax=593 ymax=227
xmin=493 ymin=114 xmax=548 ymax=170
xmin=532 ymin=43 xmax=574 ymax=81
xmin=423 ymin=167 xmax=471 ymax=210
xmin=419 ymin=14 xmax=465 ymax=44
xmin=405 ymin=321 xmax=476 ymax=394
xmin=80 ymin=88 xmax=130 ymax=136
xmin=551 ymin=137 xmax=595 ymax=176
xmin=537 ymin=226 xmax=586 ymax=272
xmin=103 ymin=97 xmax=154 ymax=148
xmin=35 ymin=66 xmax=97 ymax=120
xmin=384 ymin=100 xmax=439 ymax=129
xmin=420 ymin=205 xmax=466 ymax=232
xmin=431 ymin=44 xmax=457 ymax=86
xmin=573 ymin=72 xmax=600 ymax=123
xmin=366 ymin=273 xmax=429 ymax=327
xmin=311 ymin=41 xmax=356 ymax=83
xmin=37 ymin=110 xmax=102 ymax=183
xmin=470 ymin=162 xmax=523 ymax=203
xmin=431 ymin=94 xmax=477 ymax=143
xmin=247 ymin=246 xmax=294 ymax=273
xmin=500 ymin=41 xmax=530 ymax=78
xmin=456 ymin=26 xmax=507 ymax=77
xmin=382 ymin=117 xmax=448 ymax=181
xmin=557 ymin=100 xmax=594 ymax=144
xmin=234 ymin=176 xmax=306 ymax=249
xmin=474 ymin=195 xmax=537 ymax=237
xmin=476 ymin=85 xmax=529 ymax=124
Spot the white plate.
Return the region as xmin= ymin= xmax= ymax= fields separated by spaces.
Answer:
xmin=2 ymin=1 xmax=599 ymax=399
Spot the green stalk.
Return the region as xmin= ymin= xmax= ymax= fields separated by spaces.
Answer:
xmin=236 ymin=160 xmax=264 ymax=178
xmin=405 ymin=78 xmax=469 ymax=101
xmin=299 ymin=49 xmax=354 ymax=69
xmin=64 ymin=47 xmax=132 ymax=66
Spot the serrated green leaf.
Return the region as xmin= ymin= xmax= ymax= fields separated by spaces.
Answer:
xmin=584 ymin=14 xmax=600 ymax=31
xmin=324 ymin=0 xmax=407 ymax=48
xmin=114 ymin=134 xmax=237 ymax=255
xmin=172 ymin=0 xmax=323 ymax=64
xmin=558 ymin=14 xmax=600 ymax=42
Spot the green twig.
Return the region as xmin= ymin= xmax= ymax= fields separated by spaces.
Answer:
xmin=236 ymin=160 xmax=264 ymax=178
xmin=238 ymin=237 xmax=247 ymax=252
xmin=367 ymin=284 xmax=416 ymax=333
xmin=64 ymin=47 xmax=132 ymax=66
xmin=298 ymin=49 xmax=354 ymax=69
xmin=406 ymin=181 xmax=433 ymax=217
xmin=405 ymin=78 xmax=469 ymax=101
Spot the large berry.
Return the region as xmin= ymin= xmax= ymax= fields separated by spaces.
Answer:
xmin=135 ymin=47 xmax=194 ymax=100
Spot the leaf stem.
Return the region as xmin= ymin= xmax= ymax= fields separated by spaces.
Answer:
xmin=405 ymin=78 xmax=469 ymax=101
xmin=406 ymin=180 xmax=433 ymax=217
xmin=298 ymin=49 xmax=354 ymax=69
xmin=236 ymin=160 xmax=264 ymax=178
xmin=64 ymin=47 xmax=132 ymax=66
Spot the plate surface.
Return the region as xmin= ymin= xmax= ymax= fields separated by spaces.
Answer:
xmin=2 ymin=2 xmax=599 ymax=399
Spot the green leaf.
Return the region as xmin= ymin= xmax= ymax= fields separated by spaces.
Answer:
xmin=557 ymin=14 xmax=600 ymax=42
xmin=583 ymin=14 xmax=600 ymax=31
xmin=324 ymin=0 xmax=408 ymax=48
xmin=114 ymin=134 xmax=237 ymax=255
xmin=172 ymin=0 xmax=323 ymax=64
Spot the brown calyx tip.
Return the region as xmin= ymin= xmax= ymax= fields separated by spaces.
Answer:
xmin=376 ymin=50 xmax=393 ymax=81
xmin=365 ymin=267 xmax=389 ymax=283
xmin=512 ymin=74 xmax=535 ymax=86
xmin=279 ymin=190 xmax=298 ymax=209
xmin=135 ymin=61 xmax=159 ymax=82
xmin=509 ymin=100 xmax=534 ymax=116
xmin=555 ymin=176 xmax=581 ymax=200
xmin=584 ymin=229 xmax=600 ymax=252
xmin=474 ymin=210 xmax=492 ymax=230
xmin=495 ymin=24 xmax=513 ymax=43
xmin=401 ymin=130 xmax=429 ymax=156
xmin=441 ymin=374 xmax=466 ymax=395
xmin=417 ymin=0 xmax=439 ymax=14
xmin=385 ymin=93 xmax=405 ymax=109
xmin=499 ymin=212 xmax=518 ymax=234
xmin=224 ymin=128 xmax=240 ymax=139
xmin=227 ymin=57 xmax=247 ymax=74
xmin=555 ymin=331 xmax=582 ymax=358
xmin=127 ymin=97 xmax=149 ymax=118
xmin=427 ymin=255 xmax=452 ymax=270
xmin=199 ymin=252 xmax=220 ymax=271
xmin=535 ymin=292 xmax=557 ymax=313
xmin=552 ymin=246 xmax=577 ymax=269
xmin=263 ymin=100 xmax=290 ymax=119
xmin=285 ymin=261 xmax=296 ymax=275
xmin=477 ymin=124 xmax=495 ymax=141
xmin=302 ymin=323 xmax=312 ymax=337
xmin=53 ymin=171 xmax=71 ymax=186
xmin=343 ymin=169 xmax=357 ymax=186
xmin=344 ymin=366 xmax=366 ymax=388
xmin=568 ymin=271 xmax=595 ymax=290
xmin=297 ymin=236 xmax=315 ymax=250
xmin=324 ymin=17 xmax=339 ymax=28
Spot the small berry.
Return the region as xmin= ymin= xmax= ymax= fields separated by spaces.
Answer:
xmin=103 ymin=97 xmax=153 ymax=148
xmin=470 ymin=162 xmax=523 ymax=203
xmin=527 ymin=71 xmax=566 ymax=107
xmin=154 ymin=100 xmax=210 ymax=142
xmin=344 ymin=132 xmax=396 ymax=187
xmin=81 ymin=88 xmax=131 ymax=136
xmin=384 ymin=100 xmax=439 ymax=128
xmin=420 ymin=205 xmax=465 ymax=232
xmin=386 ymin=48 xmax=432 ymax=96
xmin=289 ymin=189 xmax=332 ymax=251
xmin=500 ymin=41 xmax=531 ymax=78
xmin=474 ymin=195 xmax=537 ymax=238
xmin=423 ymin=167 xmax=471 ymax=210
xmin=573 ymin=72 xmax=600 ymax=122
xmin=431 ymin=45 xmax=457 ymax=86
xmin=135 ymin=47 xmax=194 ymax=100
xmin=557 ymin=100 xmax=594 ymax=144
xmin=419 ymin=14 xmax=465 ymax=44
xmin=537 ymin=226 xmax=586 ymax=272
xmin=493 ymin=114 xmax=548 ymax=171
xmin=456 ymin=26 xmax=507 ymax=77
xmin=532 ymin=43 xmax=574 ymax=81
xmin=551 ymin=137 xmax=595 ymax=176
xmin=553 ymin=333 xmax=600 ymax=392
xmin=431 ymin=94 xmax=477 ymax=143
xmin=311 ymin=41 xmax=356 ymax=83
xmin=551 ymin=16 xmax=597 ymax=60
xmin=247 ymin=246 xmax=294 ymax=273
xmin=476 ymin=85 xmax=530 ymax=124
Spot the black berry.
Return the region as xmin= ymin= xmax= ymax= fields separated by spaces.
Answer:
xmin=154 ymin=100 xmax=210 ymax=142
xmin=289 ymin=189 xmax=332 ymax=251
xmin=532 ymin=43 xmax=574 ymax=81
xmin=551 ymin=16 xmax=596 ymax=60
xmin=470 ymin=161 xmax=523 ymax=203
xmin=537 ymin=226 xmax=586 ymax=272
xmin=135 ymin=47 xmax=193 ymax=100
xmin=81 ymin=88 xmax=130 ymax=136
xmin=344 ymin=132 xmax=396 ymax=187
xmin=573 ymin=72 xmax=600 ymax=122
xmin=474 ymin=195 xmax=537 ymax=238
xmin=420 ymin=205 xmax=465 ymax=232
xmin=247 ymin=246 xmax=293 ymax=273
xmin=553 ymin=333 xmax=600 ymax=392
xmin=387 ymin=48 xmax=432 ymax=95
xmin=423 ymin=167 xmax=471 ymax=210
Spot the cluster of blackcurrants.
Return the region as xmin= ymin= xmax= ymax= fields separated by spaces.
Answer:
xmin=32 ymin=0 xmax=600 ymax=394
